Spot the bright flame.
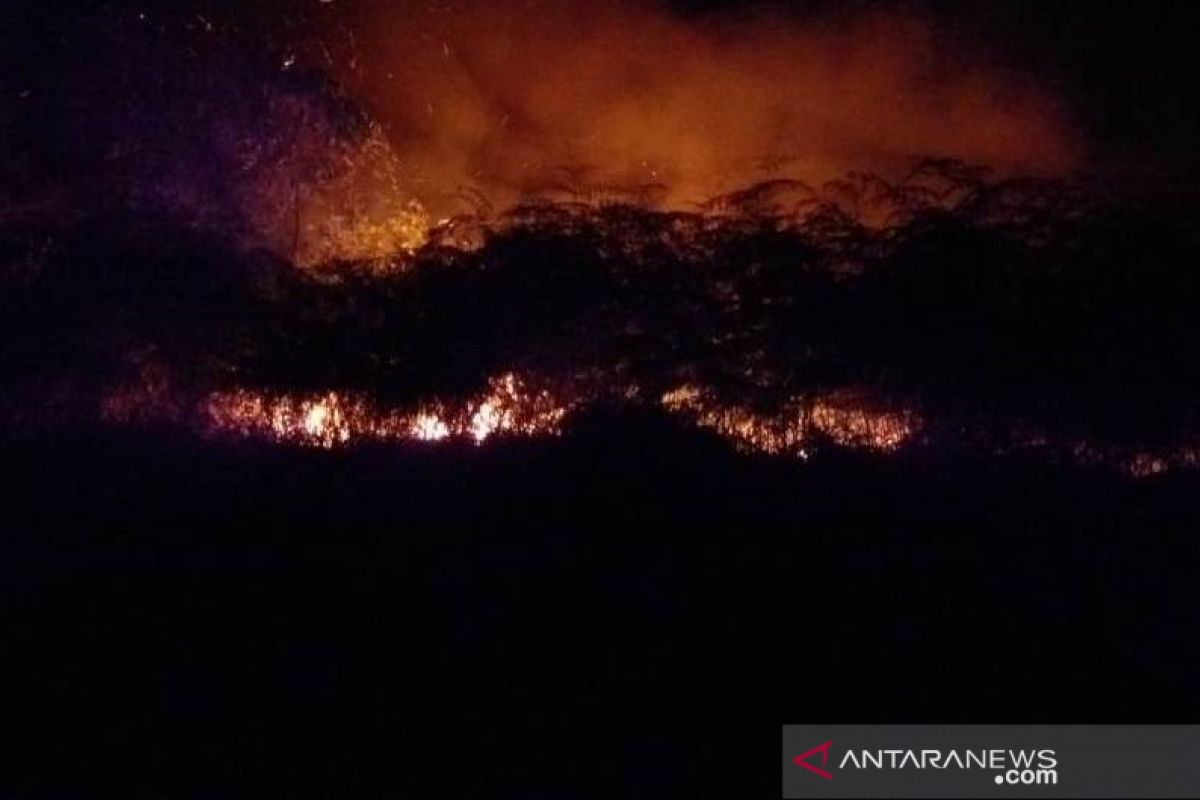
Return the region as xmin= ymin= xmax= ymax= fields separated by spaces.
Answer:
xmin=100 ymin=373 xmax=1196 ymax=478
xmin=185 ymin=378 xmax=916 ymax=455
xmin=660 ymin=384 xmax=918 ymax=454
xmin=411 ymin=412 xmax=451 ymax=441
xmin=202 ymin=373 xmax=566 ymax=448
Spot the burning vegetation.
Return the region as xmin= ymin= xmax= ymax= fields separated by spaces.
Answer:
xmin=1 ymin=1 xmax=1197 ymax=476
xmin=39 ymin=153 xmax=1195 ymax=477
xmin=0 ymin=0 xmax=1076 ymax=264
xmin=200 ymin=373 xmax=568 ymax=448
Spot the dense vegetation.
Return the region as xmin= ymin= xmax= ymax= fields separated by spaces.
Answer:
xmin=4 ymin=2 xmax=1198 ymax=456
xmin=4 ymin=161 xmax=1199 ymax=457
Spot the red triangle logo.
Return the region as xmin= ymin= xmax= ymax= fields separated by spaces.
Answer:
xmin=793 ymin=740 xmax=833 ymax=780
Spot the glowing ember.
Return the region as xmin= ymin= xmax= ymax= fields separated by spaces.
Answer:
xmin=1125 ymin=454 xmax=1169 ymax=478
xmin=660 ymin=385 xmax=918 ymax=454
xmin=201 ymin=375 xmax=921 ymax=456
xmin=96 ymin=374 xmax=1197 ymax=478
xmin=201 ymin=373 xmax=567 ymax=448
xmin=469 ymin=401 xmax=504 ymax=443
xmin=411 ymin=412 xmax=451 ymax=441
xmin=205 ymin=389 xmax=371 ymax=448
xmin=809 ymin=399 xmax=916 ymax=450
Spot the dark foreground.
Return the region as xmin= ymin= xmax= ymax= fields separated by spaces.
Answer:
xmin=3 ymin=415 xmax=1198 ymax=797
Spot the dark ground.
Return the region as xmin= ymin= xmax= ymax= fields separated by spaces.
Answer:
xmin=2 ymin=414 xmax=1197 ymax=797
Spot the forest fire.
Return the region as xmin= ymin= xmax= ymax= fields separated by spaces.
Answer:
xmin=331 ymin=0 xmax=1076 ymax=221
xmin=4 ymin=0 xmax=1196 ymax=476
xmin=197 ymin=378 xmax=916 ymax=455
xmin=66 ymin=0 xmax=1076 ymax=268
xmin=201 ymin=373 xmax=568 ymax=448
xmin=9 ymin=3 xmax=1200 ymax=795
xmin=95 ymin=371 xmax=924 ymax=455
xmin=93 ymin=371 xmax=1199 ymax=479
xmin=660 ymin=385 xmax=918 ymax=455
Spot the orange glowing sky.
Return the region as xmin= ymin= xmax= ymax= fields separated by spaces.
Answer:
xmin=332 ymin=0 xmax=1078 ymax=216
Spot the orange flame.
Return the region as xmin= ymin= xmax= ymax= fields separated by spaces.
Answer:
xmin=333 ymin=1 xmax=1076 ymax=220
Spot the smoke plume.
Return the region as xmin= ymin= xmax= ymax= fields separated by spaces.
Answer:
xmin=332 ymin=0 xmax=1077 ymax=216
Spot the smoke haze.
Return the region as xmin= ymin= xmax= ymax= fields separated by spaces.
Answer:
xmin=334 ymin=0 xmax=1077 ymax=215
